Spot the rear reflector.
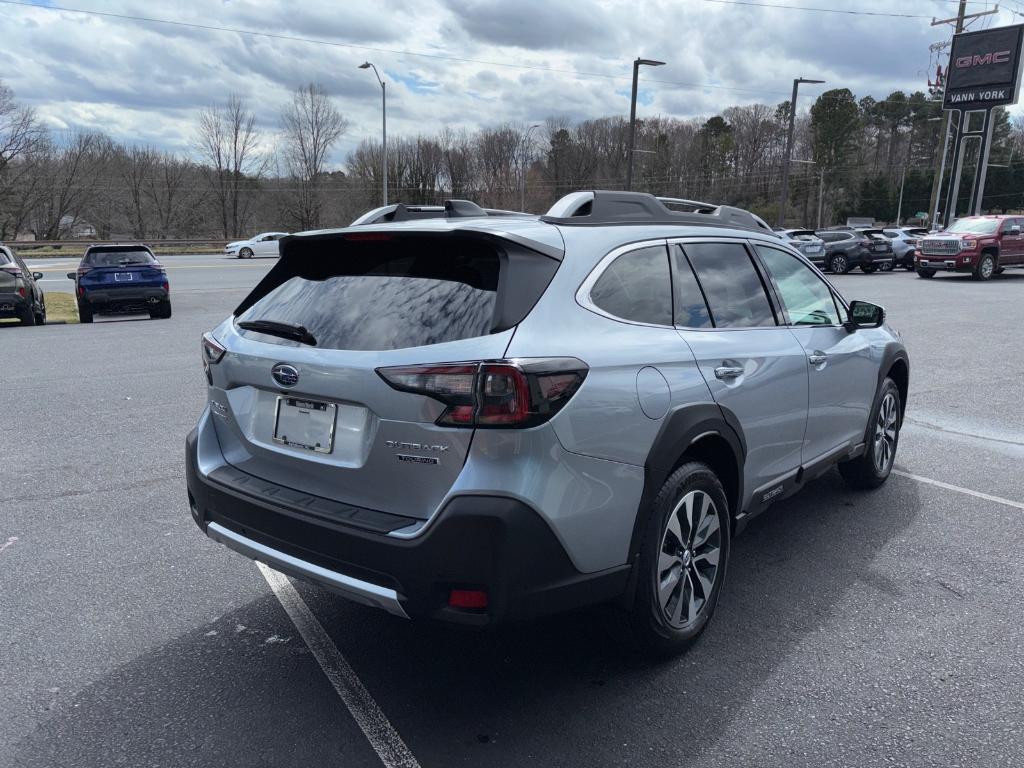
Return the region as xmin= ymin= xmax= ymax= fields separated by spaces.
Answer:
xmin=448 ymin=589 xmax=488 ymax=609
xmin=377 ymin=358 xmax=588 ymax=429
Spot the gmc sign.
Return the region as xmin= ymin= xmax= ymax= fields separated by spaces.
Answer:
xmin=944 ymin=24 xmax=1024 ymax=110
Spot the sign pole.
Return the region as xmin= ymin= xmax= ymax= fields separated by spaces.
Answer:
xmin=970 ymin=110 xmax=996 ymax=215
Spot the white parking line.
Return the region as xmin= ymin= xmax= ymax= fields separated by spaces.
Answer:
xmin=257 ymin=563 xmax=421 ymax=768
xmin=894 ymin=470 xmax=1024 ymax=511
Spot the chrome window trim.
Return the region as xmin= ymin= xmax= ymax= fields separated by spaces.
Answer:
xmin=575 ymin=238 xmax=677 ymax=329
xmin=668 ymin=236 xmax=783 ymax=332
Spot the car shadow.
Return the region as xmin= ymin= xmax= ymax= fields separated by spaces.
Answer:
xmin=12 ymin=470 xmax=919 ymax=767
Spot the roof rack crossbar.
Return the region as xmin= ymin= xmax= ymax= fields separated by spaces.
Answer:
xmin=350 ymin=199 xmax=530 ymax=226
xmin=540 ymin=191 xmax=773 ymax=234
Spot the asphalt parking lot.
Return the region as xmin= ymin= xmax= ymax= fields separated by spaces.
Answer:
xmin=2 ymin=257 xmax=1023 ymax=768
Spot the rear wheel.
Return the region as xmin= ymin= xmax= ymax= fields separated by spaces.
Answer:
xmin=973 ymin=252 xmax=996 ymax=281
xmin=916 ymin=268 xmax=935 ymax=279
xmin=879 ymin=261 xmax=894 ymax=272
xmin=613 ymin=462 xmax=730 ymax=656
xmin=78 ymin=300 xmax=94 ymax=323
xmin=829 ymin=254 xmax=850 ymax=274
xmin=149 ymin=300 xmax=172 ymax=319
xmin=19 ymin=305 xmax=36 ymax=326
xmin=838 ymin=378 xmax=901 ymax=490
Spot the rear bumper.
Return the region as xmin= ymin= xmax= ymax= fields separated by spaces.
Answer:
xmin=0 ymin=292 xmax=27 ymax=317
xmin=186 ymin=424 xmax=630 ymax=625
xmin=82 ymin=287 xmax=168 ymax=310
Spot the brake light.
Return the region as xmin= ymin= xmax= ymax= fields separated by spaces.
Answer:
xmin=377 ymin=358 xmax=588 ymax=428
xmin=17 ymin=286 xmax=26 ymax=297
xmin=202 ymin=333 xmax=226 ymax=364
xmin=448 ymin=589 xmax=488 ymax=609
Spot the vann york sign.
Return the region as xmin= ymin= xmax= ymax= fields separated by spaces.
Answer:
xmin=943 ymin=24 xmax=1024 ymax=110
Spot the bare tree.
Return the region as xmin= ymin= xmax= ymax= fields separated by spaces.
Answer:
xmin=0 ymin=80 xmax=47 ymax=239
xmin=31 ymin=131 xmax=115 ymax=239
xmin=195 ymin=94 xmax=267 ymax=238
xmin=280 ymin=83 xmax=347 ymax=230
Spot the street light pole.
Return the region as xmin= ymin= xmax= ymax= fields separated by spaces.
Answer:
xmin=521 ymin=123 xmax=541 ymax=212
xmin=625 ymin=57 xmax=665 ymax=191
xmin=778 ymin=77 xmax=825 ymax=227
xmin=359 ymin=61 xmax=387 ymax=206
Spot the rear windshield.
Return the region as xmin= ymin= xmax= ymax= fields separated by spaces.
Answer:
xmin=85 ymin=248 xmax=155 ymax=266
xmin=235 ymin=234 xmax=557 ymax=351
xmin=785 ymin=230 xmax=816 ymax=240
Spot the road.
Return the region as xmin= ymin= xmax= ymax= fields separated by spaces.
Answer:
xmin=2 ymin=262 xmax=1022 ymax=768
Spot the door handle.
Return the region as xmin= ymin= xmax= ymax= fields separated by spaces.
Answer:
xmin=714 ymin=365 xmax=744 ymax=380
xmin=808 ymin=352 xmax=828 ymax=366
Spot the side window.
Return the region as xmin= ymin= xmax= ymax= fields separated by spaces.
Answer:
xmin=755 ymin=245 xmax=841 ymax=326
xmin=818 ymin=232 xmax=838 ymax=243
xmin=589 ymin=245 xmax=673 ymax=326
xmin=883 ymin=229 xmax=899 ymax=238
xmin=683 ymin=242 xmax=776 ymax=328
xmin=670 ymin=246 xmax=713 ymax=328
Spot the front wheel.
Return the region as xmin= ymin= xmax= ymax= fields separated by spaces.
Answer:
xmin=838 ymin=378 xmax=901 ymax=490
xmin=830 ymin=254 xmax=850 ymax=274
xmin=239 ymin=248 xmax=253 ymax=259
xmin=879 ymin=261 xmax=894 ymax=272
xmin=860 ymin=265 xmax=877 ymax=274
xmin=973 ymin=253 xmax=996 ymax=281
xmin=613 ymin=462 xmax=731 ymax=656
xmin=916 ymin=268 xmax=936 ymax=279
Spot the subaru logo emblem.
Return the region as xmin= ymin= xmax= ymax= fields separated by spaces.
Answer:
xmin=271 ymin=363 xmax=300 ymax=388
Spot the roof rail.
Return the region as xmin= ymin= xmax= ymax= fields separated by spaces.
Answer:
xmin=541 ymin=191 xmax=774 ymax=234
xmin=350 ymin=200 xmax=532 ymax=226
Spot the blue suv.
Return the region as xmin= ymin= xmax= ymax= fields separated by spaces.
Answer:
xmin=67 ymin=245 xmax=171 ymax=322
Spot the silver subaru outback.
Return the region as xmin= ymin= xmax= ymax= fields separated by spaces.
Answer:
xmin=186 ymin=191 xmax=908 ymax=654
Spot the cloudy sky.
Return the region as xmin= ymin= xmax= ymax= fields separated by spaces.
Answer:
xmin=1 ymin=0 xmax=1019 ymax=167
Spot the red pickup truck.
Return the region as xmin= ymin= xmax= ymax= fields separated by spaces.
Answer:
xmin=916 ymin=215 xmax=1024 ymax=281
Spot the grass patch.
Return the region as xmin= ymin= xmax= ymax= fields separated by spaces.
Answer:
xmin=44 ymin=291 xmax=79 ymax=324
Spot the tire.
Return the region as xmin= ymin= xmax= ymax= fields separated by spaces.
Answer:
xmin=239 ymin=248 xmax=253 ymax=259
xmin=149 ymin=300 xmax=172 ymax=319
xmin=19 ymin=306 xmax=36 ymax=326
xmin=838 ymin=378 xmax=901 ymax=490
xmin=973 ymin=252 xmax=996 ymax=281
xmin=829 ymin=254 xmax=850 ymax=274
xmin=916 ymin=268 xmax=936 ymax=279
xmin=613 ymin=462 xmax=731 ymax=656
xmin=78 ymin=301 xmax=94 ymax=323
xmin=860 ymin=265 xmax=877 ymax=274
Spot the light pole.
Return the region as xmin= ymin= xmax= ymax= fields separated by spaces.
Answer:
xmin=359 ymin=61 xmax=387 ymax=206
xmin=625 ymin=57 xmax=665 ymax=191
xmin=777 ymin=77 xmax=825 ymax=227
xmin=521 ymin=123 xmax=541 ymax=212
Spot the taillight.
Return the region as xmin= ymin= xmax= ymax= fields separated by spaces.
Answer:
xmin=17 ymin=286 xmax=26 ymax=297
xmin=77 ymin=266 xmax=91 ymax=276
xmin=202 ymin=332 xmax=226 ymax=384
xmin=377 ymin=358 xmax=588 ymax=428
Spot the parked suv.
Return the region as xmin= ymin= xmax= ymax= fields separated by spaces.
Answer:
xmin=67 ymin=245 xmax=170 ymax=322
xmin=775 ymin=229 xmax=827 ymax=268
xmin=186 ymin=191 xmax=909 ymax=654
xmin=816 ymin=229 xmax=895 ymax=274
xmin=881 ymin=227 xmax=929 ymax=270
xmin=0 ymin=245 xmax=46 ymax=326
xmin=916 ymin=215 xmax=1024 ymax=280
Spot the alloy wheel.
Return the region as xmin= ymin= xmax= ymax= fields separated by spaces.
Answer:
xmin=657 ymin=490 xmax=722 ymax=629
xmin=832 ymin=255 xmax=848 ymax=274
xmin=873 ymin=392 xmax=898 ymax=473
xmin=980 ymin=256 xmax=994 ymax=280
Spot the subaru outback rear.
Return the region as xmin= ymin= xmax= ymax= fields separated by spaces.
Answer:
xmin=184 ymin=219 xmax=612 ymax=625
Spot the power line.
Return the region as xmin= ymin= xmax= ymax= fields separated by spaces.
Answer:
xmin=700 ymin=0 xmax=932 ymax=18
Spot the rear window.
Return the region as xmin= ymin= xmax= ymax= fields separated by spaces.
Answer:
xmin=235 ymin=234 xmax=557 ymax=351
xmin=0 ymin=250 xmax=11 ymax=265
xmin=85 ymin=248 xmax=155 ymax=266
xmin=589 ymin=245 xmax=672 ymax=325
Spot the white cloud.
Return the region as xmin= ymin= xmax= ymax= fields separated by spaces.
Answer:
xmin=2 ymin=0 xmax=1019 ymax=167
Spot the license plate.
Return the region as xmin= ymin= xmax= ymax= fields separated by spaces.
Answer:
xmin=114 ymin=272 xmax=134 ymax=282
xmin=273 ymin=396 xmax=337 ymax=454
xmin=873 ymin=245 xmax=887 ymax=252
xmin=805 ymin=245 xmax=822 ymax=253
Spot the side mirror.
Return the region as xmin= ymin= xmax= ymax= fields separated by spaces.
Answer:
xmin=66 ymin=271 xmax=76 ymax=280
xmin=32 ymin=272 xmax=43 ymax=281
xmin=846 ymin=300 xmax=885 ymax=330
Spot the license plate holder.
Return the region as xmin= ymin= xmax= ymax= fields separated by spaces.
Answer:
xmin=272 ymin=396 xmax=337 ymax=454
xmin=114 ymin=272 xmax=134 ymax=282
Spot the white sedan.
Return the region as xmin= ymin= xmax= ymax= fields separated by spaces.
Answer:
xmin=225 ymin=232 xmax=288 ymax=259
